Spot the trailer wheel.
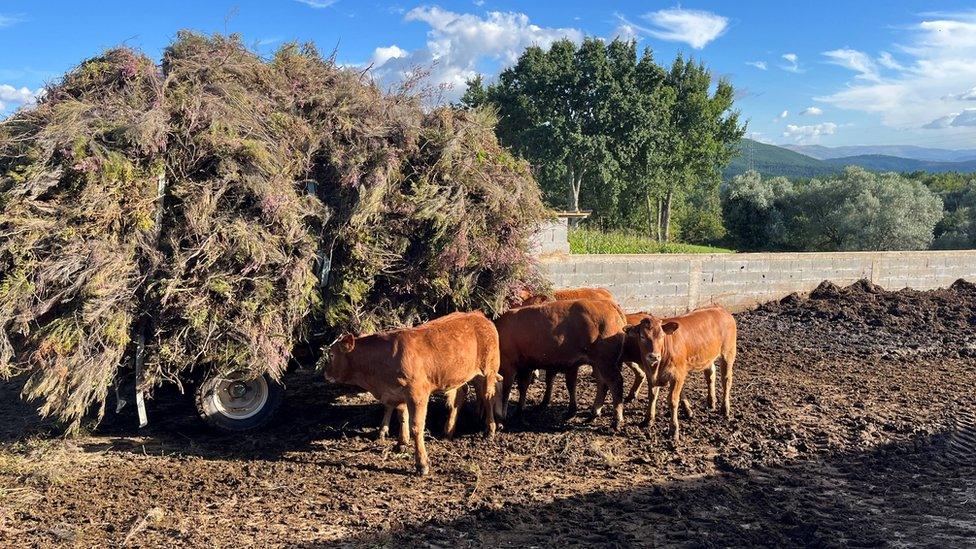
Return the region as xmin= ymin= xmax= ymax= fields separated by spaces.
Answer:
xmin=194 ymin=373 xmax=283 ymax=432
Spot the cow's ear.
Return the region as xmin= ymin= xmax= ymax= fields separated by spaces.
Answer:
xmin=639 ymin=317 xmax=653 ymax=329
xmin=339 ymin=333 xmax=356 ymax=353
xmin=662 ymin=321 xmax=679 ymax=335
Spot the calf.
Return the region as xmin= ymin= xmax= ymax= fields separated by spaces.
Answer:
xmin=324 ymin=311 xmax=499 ymax=475
xmin=495 ymin=299 xmax=628 ymax=428
xmin=626 ymin=306 xmax=737 ymax=443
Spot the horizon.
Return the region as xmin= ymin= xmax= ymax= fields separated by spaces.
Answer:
xmin=0 ymin=1 xmax=974 ymax=150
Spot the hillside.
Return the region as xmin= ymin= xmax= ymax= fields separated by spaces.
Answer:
xmin=785 ymin=144 xmax=976 ymax=162
xmin=823 ymin=154 xmax=976 ymax=174
xmin=726 ymin=139 xmax=976 ymax=180
xmin=724 ymin=139 xmax=839 ymax=179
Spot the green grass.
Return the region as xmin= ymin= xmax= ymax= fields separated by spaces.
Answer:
xmin=569 ymin=228 xmax=734 ymax=254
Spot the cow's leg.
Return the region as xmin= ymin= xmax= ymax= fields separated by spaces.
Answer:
xmin=669 ymin=375 xmax=687 ymax=444
xmin=608 ymin=367 xmax=625 ymax=430
xmin=474 ymin=375 xmax=496 ymax=438
xmin=513 ymin=370 xmax=533 ymax=422
xmin=539 ymin=370 xmax=557 ymax=409
xmin=378 ymin=404 xmax=394 ymax=441
xmin=498 ymin=371 xmax=516 ymax=421
xmin=591 ymin=380 xmax=607 ymax=418
xmin=719 ymin=349 xmax=735 ymax=419
xmin=641 ymin=385 xmax=661 ymax=428
xmin=564 ymin=366 xmax=579 ymax=420
xmin=397 ymin=403 xmax=410 ymax=446
xmin=704 ymin=363 xmax=717 ymax=411
xmin=625 ymin=362 xmax=646 ymax=404
xmin=443 ymin=386 xmax=463 ymax=440
xmin=407 ymin=394 xmax=431 ymax=475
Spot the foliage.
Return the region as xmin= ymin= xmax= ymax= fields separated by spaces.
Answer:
xmin=722 ymin=168 xmax=944 ymax=251
xmin=0 ymin=33 xmax=547 ymax=430
xmin=467 ymin=39 xmax=744 ymax=241
xmin=908 ymin=171 xmax=976 ymax=249
xmin=569 ymin=227 xmax=732 ymax=254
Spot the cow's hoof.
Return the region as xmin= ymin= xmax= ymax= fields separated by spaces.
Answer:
xmin=609 ymin=421 xmax=621 ymax=432
xmin=624 ymin=396 xmax=635 ymax=404
xmin=416 ymin=464 xmax=430 ymax=476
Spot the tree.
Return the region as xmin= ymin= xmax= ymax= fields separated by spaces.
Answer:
xmin=470 ymin=40 xmax=744 ymax=239
xmin=484 ymin=38 xmax=625 ymax=218
xmin=722 ymin=168 xmax=945 ymax=251
xmin=459 ymin=73 xmax=488 ymax=110
xmin=722 ymin=170 xmax=794 ymax=250
xmin=653 ymin=56 xmax=744 ymax=242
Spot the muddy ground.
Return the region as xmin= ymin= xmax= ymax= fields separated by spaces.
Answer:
xmin=1 ymin=280 xmax=975 ymax=547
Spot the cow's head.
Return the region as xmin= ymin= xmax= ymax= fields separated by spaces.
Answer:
xmin=323 ymin=333 xmax=356 ymax=383
xmin=625 ymin=316 xmax=678 ymax=369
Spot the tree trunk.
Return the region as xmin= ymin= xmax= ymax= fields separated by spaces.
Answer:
xmin=566 ymin=167 xmax=581 ymax=213
xmin=655 ymin=197 xmax=663 ymax=243
xmin=645 ymin=194 xmax=654 ymax=240
xmin=662 ymin=188 xmax=674 ymax=242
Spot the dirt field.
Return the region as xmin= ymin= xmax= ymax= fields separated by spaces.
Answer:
xmin=1 ymin=280 xmax=975 ymax=547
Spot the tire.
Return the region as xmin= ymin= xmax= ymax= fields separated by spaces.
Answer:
xmin=194 ymin=373 xmax=284 ymax=432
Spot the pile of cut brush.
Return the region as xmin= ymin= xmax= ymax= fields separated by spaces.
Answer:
xmin=0 ymin=32 xmax=547 ymax=430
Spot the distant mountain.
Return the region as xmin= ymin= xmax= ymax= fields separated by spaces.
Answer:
xmin=822 ymin=155 xmax=976 ymax=174
xmin=725 ymin=140 xmax=976 ymax=180
xmin=784 ymin=144 xmax=976 ymax=163
xmin=724 ymin=139 xmax=839 ymax=179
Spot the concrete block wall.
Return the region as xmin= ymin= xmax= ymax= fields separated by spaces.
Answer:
xmin=541 ymin=251 xmax=976 ymax=315
xmin=532 ymin=219 xmax=569 ymax=255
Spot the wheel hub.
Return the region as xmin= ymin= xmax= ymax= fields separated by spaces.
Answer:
xmin=209 ymin=376 xmax=270 ymax=421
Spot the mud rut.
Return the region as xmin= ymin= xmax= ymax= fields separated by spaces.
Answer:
xmin=1 ymin=280 xmax=975 ymax=547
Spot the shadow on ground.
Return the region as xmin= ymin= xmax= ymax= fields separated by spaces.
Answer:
xmin=315 ymin=431 xmax=976 ymax=547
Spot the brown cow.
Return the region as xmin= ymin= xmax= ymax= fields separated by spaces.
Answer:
xmin=324 ymin=311 xmax=500 ymax=475
xmin=517 ymin=287 xmax=616 ymax=307
xmin=517 ymin=287 xmax=647 ymax=408
xmin=592 ymin=311 xmax=719 ymax=419
xmin=540 ymin=309 xmax=649 ymax=410
xmin=626 ymin=306 xmax=737 ymax=443
xmin=494 ymin=299 xmax=628 ymax=428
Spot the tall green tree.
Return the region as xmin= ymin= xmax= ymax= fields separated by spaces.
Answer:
xmin=653 ymin=56 xmax=744 ymax=241
xmin=483 ymin=38 xmax=627 ymax=220
xmin=470 ymin=40 xmax=744 ymax=239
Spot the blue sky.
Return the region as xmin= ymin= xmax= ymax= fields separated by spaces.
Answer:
xmin=0 ymin=1 xmax=974 ymax=149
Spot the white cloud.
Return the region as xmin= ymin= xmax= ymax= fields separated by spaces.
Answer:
xmin=782 ymin=122 xmax=838 ymax=144
xmin=778 ymin=110 xmax=789 ymax=119
xmin=371 ymin=45 xmax=406 ymax=66
xmin=370 ymin=7 xmax=582 ymax=102
xmin=613 ymin=23 xmax=638 ymax=41
xmin=817 ymin=12 xmax=976 ymax=135
xmin=800 ymin=106 xmax=823 ymax=116
xmin=923 ymin=114 xmax=956 ymax=129
xmin=931 ymin=108 xmax=976 ymax=128
xmin=953 ymin=108 xmax=976 ymax=126
xmin=294 ymin=0 xmax=337 ymax=8
xmin=877 ymin=51 xmax=904 ymax=70
xmin=944 ymin=85 xmax=976 ymax=101
xmin=0 ymin=14 xmax=22 ymax=28
xmin=781 ymin=53 xmax=802 ymax=73
xmin=634 ymin=8 xmax=729 ymax=49
xmin=745 ymin=61 xmax=767 ymax=70
xmin=0 ymin=84 xmax=43 ymax=112
xmin=823 ymin=48 xmax=880 ymax=81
